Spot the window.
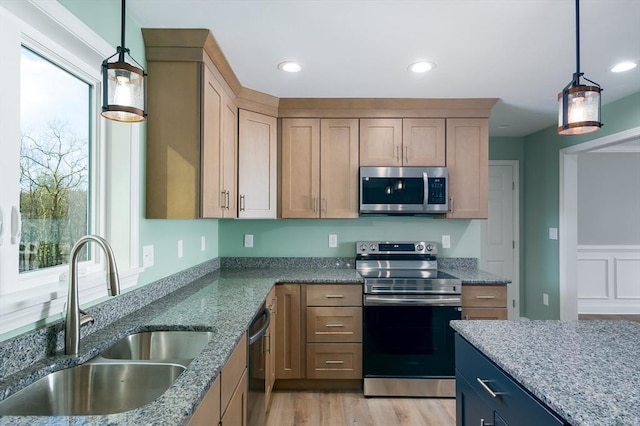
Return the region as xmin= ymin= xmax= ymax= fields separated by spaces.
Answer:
xmin=0 ymin=1 xmax=141 ymax=337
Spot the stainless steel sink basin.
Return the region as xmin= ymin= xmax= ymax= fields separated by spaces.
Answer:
xmin=99 ymin=331 xmax=214 ymax=365
xmin=0 ymin=362 xmax=185 ymax=416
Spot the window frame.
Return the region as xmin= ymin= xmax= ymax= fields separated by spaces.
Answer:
xmin=0 ymin=0 xmax=142 ymax=338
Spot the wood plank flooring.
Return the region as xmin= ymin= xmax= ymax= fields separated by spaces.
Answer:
xmin=265 ymin=391 xmax=456 ymax=426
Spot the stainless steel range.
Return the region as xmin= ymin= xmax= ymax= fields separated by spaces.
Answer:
xmin=357 ymin=241 xmax=462 ymax=398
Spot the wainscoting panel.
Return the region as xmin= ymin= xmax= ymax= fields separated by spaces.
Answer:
xmin=578 ymin=245 xmax=640 ymax=314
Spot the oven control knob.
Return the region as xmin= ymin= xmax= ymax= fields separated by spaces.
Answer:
xmin=359 ymin=243 xmax=368 ymax=252
xmin=416 ymin=244 xmax=424 ymax=252
xmin=426 ymin=244 xmax=434 ymax=252
xmin=369 ymin=244 xmax=377 ymax=251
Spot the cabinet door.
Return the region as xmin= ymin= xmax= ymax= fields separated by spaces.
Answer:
xmin=320 ymin=119 xmax=359 ymax=218
xmin=446 ymin=118 xmax=489 ymax=219
xmin=221 ymin=94 xmax=238 ymax=218
xmin=188 ymin=375 xmax=221 ymax=426
xmin=281 ymin=119 xmax=320 ymax=218
xmin=402 ymin=118 xmax=446 ymax=166
xmin=201 ymin=64 xmax=224 ymax=218
xmin=275 ymin=284 xmax=303 ymax=379
xmin=456 ymin=372 xmax=494 ymax=426
xmin=359 ymin=118 xmax=402 ymax=166
xmin=238 ymin=110 xmax=277 ymax=219
xmin=221 ymin=369 xmax=247 ymax=426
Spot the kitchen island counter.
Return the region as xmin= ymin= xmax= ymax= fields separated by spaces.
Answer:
xmin=450 ymin=319 xmax=640 ymax=426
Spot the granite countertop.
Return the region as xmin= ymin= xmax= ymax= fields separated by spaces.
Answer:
xmin=450 ymin=320 xmax=640 ymax=426
xmin=0 ymin=268 xmax=362 ymax=426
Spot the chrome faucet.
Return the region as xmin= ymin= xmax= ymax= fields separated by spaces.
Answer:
xmin=65 ymin=235 xmax=120 ymax=355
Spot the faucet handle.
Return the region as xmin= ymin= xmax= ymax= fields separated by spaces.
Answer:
xmin=79 ymin=309 xmax=95 ymax=327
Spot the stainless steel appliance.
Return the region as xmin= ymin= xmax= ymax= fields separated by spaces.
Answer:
xmin=247 ymin=305 xmax=270 ymax=426
xmin=357 ymin=241 xmax=461 ymax=397
xmin=359 ymin=166 xmax=448 ymax=215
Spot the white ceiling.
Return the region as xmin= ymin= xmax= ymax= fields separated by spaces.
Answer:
xmin=127 ymin=0 xmax=640 ymax=137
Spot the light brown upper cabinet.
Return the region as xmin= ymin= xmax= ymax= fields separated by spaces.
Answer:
xmin=446 ymin=118 xmax=489 ymax=219
xmin=359 ymin=118 xmax=445 ymax=167
xmin=143 ymin=29 xmax=237 ymax=219
xmin=238 ymin=110 xmax=277 ymax=218
xmin=281 ymin=118 xmax=359 ymax=219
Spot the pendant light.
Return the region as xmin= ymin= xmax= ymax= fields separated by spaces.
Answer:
xmin=101 ymin=0 xmax=146 ymax=122
xmin=557 ymin=0 xmax=602 ymax=135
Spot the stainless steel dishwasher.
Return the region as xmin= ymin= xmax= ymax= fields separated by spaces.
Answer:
xmin=247 ymin=305 xmax=270 ymax=426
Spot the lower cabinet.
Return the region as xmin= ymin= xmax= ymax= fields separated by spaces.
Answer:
xmin=455 ymin=334 xmax=565 ymax=426
xmin=461 ymin=285 xmax=508 ymax=320
xmin=189 ymin=333 xmax=248 ymax=426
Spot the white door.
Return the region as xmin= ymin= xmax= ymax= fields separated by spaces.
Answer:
xmin=481 ymin=162 xmax=520 ymax=319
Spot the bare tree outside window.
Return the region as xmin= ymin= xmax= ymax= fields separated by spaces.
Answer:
xmin=20 ymin=47 xmax=90 ymax=273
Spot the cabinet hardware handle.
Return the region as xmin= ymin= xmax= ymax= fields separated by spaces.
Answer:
xmin=240 ymin=195 xmax=245 ymax=211
xmin=396 ymin=146 xmax=401 ymax=163
xmin=323 ymin=198 xmax=327 ymax=213
xmin=324 ymin=360 xmax=344 ymax=365
xmin=476 ymin=378 xmax=502 ymax=398
xmin=312 ymin=197 xmax=318 ymax=213
xmin=325 ymin=324 xmax=344 ymax=328
xmin=449 ymin=197 xmax=454 ymax=213
xmin=325 ymin=294 xmax=344 ymax=298
xmin=225 ymin=191 xmax=230 ymax=210
xmin=404 ymin=146 xmax=408 ymax=163
xmin=221 ymin=191 xmax=227 ymax=209
xmin=476 ymin=295 xmax=496 ymax=299
xmin=480 ymin=419 xmax=493 ymax=426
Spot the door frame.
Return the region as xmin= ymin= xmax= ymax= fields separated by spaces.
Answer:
xmin=559 ymin=126 xmax=640 ymax=320
xmin=483 ymin=160 xmax=520 ymax=319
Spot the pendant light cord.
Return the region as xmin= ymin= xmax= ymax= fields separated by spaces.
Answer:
xmin=118 ymin=0 xmax=126 ymax=62
xmin=574 ymin=0 xmax=581 ymax=82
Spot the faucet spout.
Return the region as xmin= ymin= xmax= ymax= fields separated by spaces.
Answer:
xmin=65 ymin=235 xmax=120 ymax=355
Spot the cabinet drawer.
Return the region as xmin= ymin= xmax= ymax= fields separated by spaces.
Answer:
xmin=221 ymin=333 xmax=247 ymax=414
xmin=462 ymin=286 xmax=507 ymax=308
xmin=306 ymin=285 xmax=362 ymax=307
xmin=306 ymin=343 xmax=362 ymax=379
xmin=455 ymin=335 xmax=564 ymax=426
xmin=306 ymin=307 xmax=362 ymax=343
xmin=462 ymin=308 xmax=507 ymax=320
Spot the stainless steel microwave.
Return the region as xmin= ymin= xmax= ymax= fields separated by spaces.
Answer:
xmin=359 ymin=166 xmax=449 ymax=215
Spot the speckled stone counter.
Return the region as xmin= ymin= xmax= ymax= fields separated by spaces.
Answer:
xmin=0 ymin=268 xmax=362 ymax=426
xmin=450 ymin=320 xmax=640 ymax=426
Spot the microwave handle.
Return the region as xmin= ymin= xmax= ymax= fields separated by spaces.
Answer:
xmin=423 ymin=171 xmax=429 ymax=206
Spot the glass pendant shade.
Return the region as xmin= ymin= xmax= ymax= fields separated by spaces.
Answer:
xmin=102 ymin=54 xmax=145 ymax=122
xmin=557 ymin=85 xmax=602 ymax=135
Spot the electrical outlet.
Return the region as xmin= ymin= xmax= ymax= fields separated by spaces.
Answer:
xmin=329 ymin=234 xmax=338 ymax=248
xmin=178 ymin=240 xmax=183 ymax=258
xmin=244 ymin=234 xmax=254 ymax=248
xmin=549 ymin=228 xmax=558 ymax=240
xmin=543 ymin=293 xmax=549 ymax=306
xmin=442 ymin=235 xmax=451 ymax=249
xmin=201 ymin=236 xmax=206 ymax=251
xmin=142 ymin=245 xmax=154 ymax=268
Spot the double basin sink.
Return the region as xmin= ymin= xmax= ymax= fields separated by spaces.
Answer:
xmin=0 ymin=330 xmax=214 ymax=416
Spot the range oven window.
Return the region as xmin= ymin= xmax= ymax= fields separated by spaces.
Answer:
xmin=363 ymin=305 xmax=460 ymax=377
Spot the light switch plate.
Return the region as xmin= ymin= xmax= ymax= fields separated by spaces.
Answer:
xmin=442 ymin=235 xmax=451 ymax=249
xmin=543 ymin=293 xmax=549 ymax=306
xmin=178 ymin=240 xmax=183 ymax=258
xmin=549 ymin=228 xmax=558 ymax=240
xmin=244 ymin=234 xmax=254 ymax=248
xmin=142 ymin=245 xmax=154 ymax=268
xmin=201 ymin=236 xmax=206 ymax=251
xmin=329 ymin=234 xmax=338 ymax=248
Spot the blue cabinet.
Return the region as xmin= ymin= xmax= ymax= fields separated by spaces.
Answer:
xmin=455 ymin=334 xmax=566 ymax=426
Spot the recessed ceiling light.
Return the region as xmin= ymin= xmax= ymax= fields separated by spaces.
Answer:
xmin=408 ymin=61 xmax=436 ymax=73
xmin=278 ymin=61 xmax=302 ymax=73
xmin=611 ymin=61 xmax=637 ymax=73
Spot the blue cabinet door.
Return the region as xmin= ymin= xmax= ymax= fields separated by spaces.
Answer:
xmin=456 ymin=371 xmax=494 ymax=426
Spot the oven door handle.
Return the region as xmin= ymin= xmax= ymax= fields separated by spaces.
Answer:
xmin=364 ymin=295 xmax=461 ymax=307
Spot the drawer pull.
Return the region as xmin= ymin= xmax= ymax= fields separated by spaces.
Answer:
xmin=476 ymin=378 xmax=502 ymax=398
xmin=325 ymin=294 xmax=345 ymax=298
xmin=324 ymin=360 xmax=344 ymax=365
xmin=325 ymin=323 xmax=345 ymax=328
xmin=480 ymin=419 xmax=493 ymax=426
xmin=476 ymin=295 xmax=496 ymax=299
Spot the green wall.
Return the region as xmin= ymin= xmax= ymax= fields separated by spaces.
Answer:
xmin=219 ymin=218 xmax=481 ymax=258
xmin=59 ymin=0 xmax=220 ymax=286
xmin=523 ymin=92 xmax=640 ymax=319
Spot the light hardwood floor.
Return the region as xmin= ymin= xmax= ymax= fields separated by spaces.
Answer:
xmin=265 ymin=391 xmax=456 ymax=426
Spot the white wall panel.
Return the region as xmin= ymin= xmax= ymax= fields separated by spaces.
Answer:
xmin=577 ymin=259 xmax=609 ymax=299
xmin=615 ymin=259 xmax=640 ymax=299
